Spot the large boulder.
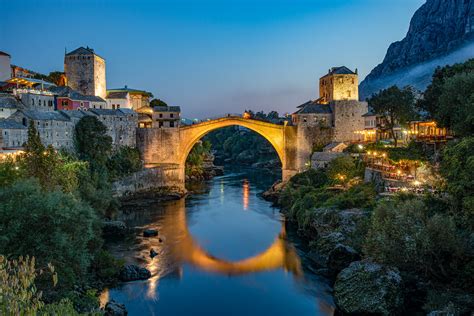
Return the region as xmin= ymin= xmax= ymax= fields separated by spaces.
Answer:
xmin=308 ymin=208 xmax=368 ymax=238
xmin=104 ymin=300 xmax=127 ymax=316
xmin=119 ymin=265 xmax=151 ymax=282
xmin=334 ymin=260 xmax=404 ymax=315
xmin=327 ymin=244 xmax=360 ymax=274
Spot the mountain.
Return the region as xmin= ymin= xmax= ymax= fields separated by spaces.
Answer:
xmin=360 ymin=0 xmax=474 ymax=100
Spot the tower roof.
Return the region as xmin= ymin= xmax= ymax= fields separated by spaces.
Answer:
xmin=0 ymin=51 xmax=11 ymax=57
xmin=323 ymin=66 xmax=356 ymax=77
xmin=65 ymin=46 xmax=103 ymax=59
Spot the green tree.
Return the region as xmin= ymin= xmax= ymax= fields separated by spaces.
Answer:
xmin=364 ymin=197 xmax=464 ymax=281
xmin=441 ymin=137 xmax=474 ymax=229
xmin=368 ymin=85 xmax=417 ymax=146
xmin=326 ymin=156 xmax=363 ymax=185
xmin=107 ymin=146 xmax=142 ymax=180
xmin=150 ymin=99 xmax=168 ymax=107
xmin=74 ymin=116 xmax=112 ymax=169
xmin=436 ymin=73 xmax=474 ymax=137
xmin=46 ymin=71 xmax=65 ymax=86
xmin=418 ymin=59 xmax=474 ymax=118
xmin=0 ymin=180 xmax=102 ymax=288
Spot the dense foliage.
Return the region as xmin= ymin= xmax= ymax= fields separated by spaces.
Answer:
xmin=367 ymin=86 xmax=417 ymax=146
xmin=0 ymin=180 xmax=101 ymax=288
xmin=107 ymin=146 xmax=142 ymax=180
xmin=204 ymin=126 xmax=279 ymax=165
xmin=185 ymin=140 xmax=212 ymax=179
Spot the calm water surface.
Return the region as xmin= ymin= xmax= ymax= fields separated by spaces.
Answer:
xmin=102 ymin=169 xmax=334 ymax=315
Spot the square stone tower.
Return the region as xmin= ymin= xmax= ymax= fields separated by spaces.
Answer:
xmin=64 ymin=47 xmax=106 ymax=99
xmin=319 ymin=66 xmax=358 ymax=103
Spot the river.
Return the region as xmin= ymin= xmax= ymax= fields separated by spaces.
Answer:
xmin=101 ymin=168 xmax=335 ymax=315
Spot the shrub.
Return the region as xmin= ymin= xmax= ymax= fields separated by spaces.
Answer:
xmin=0 ymin=180 xmax=102 ymax=288
xmin=91 ymin=250 xmax=124 ymax=280
xmin=107 ymin=146 xmax=142 ymax=180
xmin=364 ymin=197 xmax=465 ymax=281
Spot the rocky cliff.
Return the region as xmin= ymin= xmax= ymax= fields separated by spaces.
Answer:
xmin=360 ymin=0 xmax=474 ymax=99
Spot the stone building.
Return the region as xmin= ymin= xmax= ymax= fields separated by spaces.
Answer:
xmin=0 ymin=93 xmax=21 ymax=119
xmin=106 ymin=86 xmax=152 ymax=110
xmin=151 ymin=105 xmax=181 ymax=128
xmin=0 ymin=51 xmax=11 ymax=82
xmin=50 ymin=86 xmax=106 ymax=110
xmin=14 ymin=88 xmax=55 ymax=112
xmin=89 ymin=108 xmax=138 ymax=147
xmin=64 ymin=47 xmax=106 ymax=99
xmin=0 ymin=119 xmax=28 ymax=149
xmin=319 ymin=66 xmax=359 ymax=103
xmin=292 ymin=66 xmax=367 ymax=143
xmin=9 ymin=110 xmax=75 ymax=149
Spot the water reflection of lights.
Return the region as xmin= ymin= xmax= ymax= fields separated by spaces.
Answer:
xmin=220 ymin=180 xmax=225 ymax=204
xmin=242 ymin=179 xmax=249 ymax=210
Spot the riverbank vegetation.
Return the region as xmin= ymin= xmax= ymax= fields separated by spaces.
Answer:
xmin=278 ymin=61 xmax=474 ymax=314
xmin=0 ymin=117 xmax=141 ymax=313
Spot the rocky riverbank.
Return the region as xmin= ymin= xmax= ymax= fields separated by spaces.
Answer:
xmin=263 ymin=168 xmax=474 ymax=315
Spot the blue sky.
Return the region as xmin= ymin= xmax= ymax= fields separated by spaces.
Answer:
xmin=0 ymin=0 xmax=424 ymax=118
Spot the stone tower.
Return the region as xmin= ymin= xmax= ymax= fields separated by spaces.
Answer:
xmin=319 ymin=66 xmax=358 ymax=103
xmin=64 ymin=47 xmax=106 ymax=99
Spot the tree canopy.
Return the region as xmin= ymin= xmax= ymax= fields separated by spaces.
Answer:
xmin=368 ymin=86 xmax=417 ymax=146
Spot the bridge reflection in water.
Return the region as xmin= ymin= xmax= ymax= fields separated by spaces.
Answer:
xmin=143 ymin=195 xmax=303 ymax=299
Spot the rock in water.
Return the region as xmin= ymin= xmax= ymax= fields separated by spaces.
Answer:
xmin=104 ymin=300 xmax=127 ymax=316
xmin=334 ymin=260 xmax=404 ymax=315
xmin=119 ymin=265 xmax=151 ymax=281
xmin=143 ymin=229 xmax=158 ymax=237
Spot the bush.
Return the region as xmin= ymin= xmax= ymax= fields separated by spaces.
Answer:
xmin=0 ymin=180 xmax=102 ymax=288
xmin=107 ymin=146 xmax=142 ymax=180
xmin=364 ymin=197 xmax=465 ymax=282
xmin=326 ymin=156 xmax=364 ymax=185
xmin=91 ymin=250 xmax=124 ymax=280
xmin=324 ymin=183 xmax=377 ymax=210
xmin=289 ymin=168 xmax=328 ymax=188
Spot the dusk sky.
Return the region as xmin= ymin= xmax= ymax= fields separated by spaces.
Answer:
xmin=1 ymin=0 xmax=424 ymax=118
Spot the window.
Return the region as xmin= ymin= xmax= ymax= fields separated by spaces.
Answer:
xmin=159 ymin=113 xmax=163 ymax=118
xmin=170 ymin=113 xmax=174 ymax=118
xmin=347 ymin=91 xmax=351 ymax=98
xmin=159 ymin=122 xmax=163 ymax=128
xmin=31 ymin=99 xmax=34 ymax=106
xmin=170 ymin=121 xmax=174 ymax=127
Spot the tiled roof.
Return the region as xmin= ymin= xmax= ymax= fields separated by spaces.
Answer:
xmin=58 ymin=110 xmax=95 ymax=119
xmin=107 ymin=91 xmax=128 ymax=99
xmin=0 ymin=51 xmax=10 ymax=57
xmin=117 ymin=108 xmax=136 ymax=115
xmin=107 ymin=86 xmax=152 ymax=96
xmin=362 ymin=111 xmax=376 ymax=117
xmin=294 ymin=100 xmax=332 ymax=114
xmin=20 ymin=110 xmax=70 ymax=121
xmin=0 ymin=94 xmax=20 ymax=109
xmin=153 ymin=105 xmax=181 ymax=112
xmin=0 ymin=119 xmax=27 ymax=129
xmin=322 ymin=66 xmax=356 ymax=76
xmin=49 ymin=86 xmax=105 ymax=102
xmin=89 ymin=109 xmax=124 ymax=116
xmin=65 ymin=46 xmax=101 ymax=58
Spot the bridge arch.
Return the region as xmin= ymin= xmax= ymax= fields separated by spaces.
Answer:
xmin=178 ymin=117 xmax=287 ymax=168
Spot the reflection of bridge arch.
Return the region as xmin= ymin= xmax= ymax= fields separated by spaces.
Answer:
xmin=137 ymin=116 xmax=312 ymax=188
xmin=141 ymin=198 xmax=303 ymax=299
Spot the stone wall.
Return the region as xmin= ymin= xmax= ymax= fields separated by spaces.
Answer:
xmin=65 ymin=54 xmax=106 ymax=99
xmin=93 ymin=56 xmax=106 ymax=99
xmin=331 ymin=100 xmax=367 ymax=143
xmin=320 ymin=74 xmax=359 ymax=101
xmin=111 ymin=165 xmax=184 ymax=197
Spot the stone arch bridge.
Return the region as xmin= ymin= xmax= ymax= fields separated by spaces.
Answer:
xmin=137 ymin=116 xmax=314 ymax=188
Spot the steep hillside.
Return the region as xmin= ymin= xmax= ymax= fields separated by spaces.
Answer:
xmin=360 ymin=0 xmax=474 ymax=99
